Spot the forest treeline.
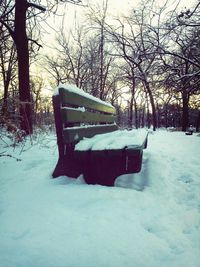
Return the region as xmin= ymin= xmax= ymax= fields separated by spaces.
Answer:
xmin=0 ymin=0 xmax=200 ymax=138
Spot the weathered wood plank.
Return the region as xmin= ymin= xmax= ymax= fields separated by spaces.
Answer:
xmin=59 ymin=87 xmax=116 ymax=115
xmin=63 ymin=124 xmax=118 ymax=144
xmin=61 ymin=108 xmax=117 ymax=124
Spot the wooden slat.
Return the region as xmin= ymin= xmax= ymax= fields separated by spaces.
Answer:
xmin=63 ymin=124 xmax=118 ymax=144
xmin=61 ymin=108 xmax=117 ymax=124
xmin=59 ymin=87 xmax=116 ymax=115
xmin=73 ymin=148 xmax=125 ymax=161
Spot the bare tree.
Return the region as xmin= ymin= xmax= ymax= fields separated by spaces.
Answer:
xmin=55 ymin=26 xmax=89 ymax=88
xmin=46 ymin=5 xmax=120 ymax=102
xmin=45 ymin=55 xmax=68 ymax=86
xmin=0 ymin=22 xmax=17 ymax=116
xmin=86 ymin=0 xmax=116 ymax=100
xmin=0 ymin=0 xmax=82 ymax=135
xmin=106 ymin=3 xmax=161 ymax=130
xmin=159 ymin=1 xmax=200 ymax=130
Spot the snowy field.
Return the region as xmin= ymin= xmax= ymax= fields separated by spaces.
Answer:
xmin=0 ymin=129 xmax=200 ymax=267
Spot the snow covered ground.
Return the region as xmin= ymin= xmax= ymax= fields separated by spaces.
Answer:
xmin=0 ymin=129 xmax=200 ymax=267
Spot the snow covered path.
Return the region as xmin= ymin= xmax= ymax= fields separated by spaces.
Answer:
xmin=0 ymin=130 xmax=200 ymax=267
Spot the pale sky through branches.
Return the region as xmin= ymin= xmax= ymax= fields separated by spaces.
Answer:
xmin=42 ymin=0 xmax=197 ymax=41
xmin=63 ymin=0 xmax=196 ymax=28
xmin=37 ymin=0 xmax=198 ymax=86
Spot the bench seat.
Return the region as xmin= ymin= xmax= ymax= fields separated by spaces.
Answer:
xmin=73 ymin=129 xmax=147 ymax=185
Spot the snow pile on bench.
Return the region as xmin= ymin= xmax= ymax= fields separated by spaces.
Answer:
xmin=75 ymin=129 xmax=148 ymax=151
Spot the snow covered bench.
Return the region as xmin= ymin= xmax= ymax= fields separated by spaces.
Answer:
xmin=52 ymin=84 xmax=148 ymax=186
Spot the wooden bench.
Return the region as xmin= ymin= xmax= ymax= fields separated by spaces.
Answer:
xmin=52 ymin=84 xmax=148 ymax=186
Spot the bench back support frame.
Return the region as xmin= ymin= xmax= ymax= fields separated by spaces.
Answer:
xmin=53 ymin=94 xmax=65 ymax=159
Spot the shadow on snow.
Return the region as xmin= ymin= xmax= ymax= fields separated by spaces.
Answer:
xmin=115 ymin=153 xmax=150 ymax=191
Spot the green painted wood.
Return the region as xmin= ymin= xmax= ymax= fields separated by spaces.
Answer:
xmin=63 ymin=124 xmax=118 ymax=144
xmin=61 ymin=108 xmax=117 ymax=124
xmin=59 ymin=87 xmax=116 ymax=115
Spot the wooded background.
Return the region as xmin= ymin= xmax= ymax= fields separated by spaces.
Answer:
xmin=0 ymin=0 xmax=200 ymax=138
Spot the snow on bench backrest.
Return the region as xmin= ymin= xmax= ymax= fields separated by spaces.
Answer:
xmin=58 ymin=84 xmax=116 ymax=115
xmin=53 ymin=84 xmax=118 ymax=144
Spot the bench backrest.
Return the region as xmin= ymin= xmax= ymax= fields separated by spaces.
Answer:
xmin=53 ymin=85 xmax=118 ymax=145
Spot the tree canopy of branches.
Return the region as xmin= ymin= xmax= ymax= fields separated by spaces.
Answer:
xmin=156 ymin=0 xmax=200 ymax=130
xmin=1 ymin=0 xmax=199 ymax=133
xmin=0 ymin=0 xmax=82 ymax=135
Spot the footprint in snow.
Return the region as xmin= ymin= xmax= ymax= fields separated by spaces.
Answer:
xmin=178 ymin=174 xmax=193 ymax=183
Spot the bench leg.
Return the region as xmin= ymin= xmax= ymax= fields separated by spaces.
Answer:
xmin=82 ymin=156 xmax=121 ymax=186
xmin=52 ymin=156 xmax=81 ymax=178
xmin=83 ymin=171 xmax=116 ymax=186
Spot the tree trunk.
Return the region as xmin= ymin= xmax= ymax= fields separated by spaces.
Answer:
xmin=14 ymin=0 xmax=33 ymax=134
xmin=128 ymin=77 xmax=136 ymax=128
xmin=181 ymin=91 xmax=189 ymax=132
xmin=146 ymin=95 xmax=151 ymax=129
xmin=133 ymin=98 xmax=138 ymax=129
xmin=128 ymin=101 xmax=133 ymax=128
xmin=156 ymin=103 xmax=161 ymax=128
xmin=2 ymin=76 xmax=9 ymax=114
xmin=141 ymin=106 xmax=145 ymax=128
xmin=145 ymin=82 xmax=157 ymax=131
xmin=196 ymin=110 xmax=200 ymax=132
xmin=0 ymin=46 xmax=8 ymax=115
xmin=99 ymin=24 xmax=104 ymax=100
xmin=128 ymin=68 xmax=137 ymax=129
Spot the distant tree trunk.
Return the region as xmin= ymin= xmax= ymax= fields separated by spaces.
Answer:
xmin=2 ymin=75 xmax=11 ymax=115
xmin=141 ymin=106 xmax=145 ymax=128
xmin=98 ymin=0 xmax=108 ymax=100
xmin=0 ymin=46 xmax=11 ymax=115
xmin=156 ymin=103 xmax=161 ymax=128
xmin=181 ymin=90 xmax=189 ymax=132
xmin=128 ymin=101 xmax=133 ymax=128
xmin=99 ymin=24 xmax=104 ymax=100
xmin=2 ymin=73 xmax=9 ymax=114
xmin=196 ymin=110 xmax=200 ymax=132
xmin=14 ymin=0 xmax=33 ymax=134
xmin=164 ymin=106 xmax=168 ymax=128
xmin=145 ymin=81 xmax=157 ymax=131
xmin=145 ymin=95 xmax=151 ymax=129
xmin=133 ymin=97 xmax=138 ymax=129
xmin=128 ymin=74 xmax=136 ymax=128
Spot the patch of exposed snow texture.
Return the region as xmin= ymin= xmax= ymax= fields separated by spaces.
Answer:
xmin=0 ymin=130 xmax=200 ymax=267
xmin=62 ymin=107 xmax=86 ymax=112
xmin=64 ymin=123 xmax=116 ymax=131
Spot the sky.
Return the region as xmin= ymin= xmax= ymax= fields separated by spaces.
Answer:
xmin=59 ymin=0 xmax=196 ymax=26
xmin=41 ymin=0 xmax=197 ymax=45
